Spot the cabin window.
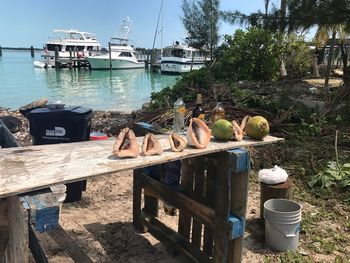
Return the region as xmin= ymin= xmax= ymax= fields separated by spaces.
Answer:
xmin=171 ymin=49 xmax=184 ymax=58
xmin=119 ymin=52 xmax=132 ymax=57
xmin=66 ymin=45 xmax=85 ymax=51
xmin=46 ymin=44 xmax=62 ymax=51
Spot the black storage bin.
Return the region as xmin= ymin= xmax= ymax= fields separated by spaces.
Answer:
xmin=27 ymin=106 xmax=92 ymax=145
xmin=27 ymin=106 xmax=92 ymax=203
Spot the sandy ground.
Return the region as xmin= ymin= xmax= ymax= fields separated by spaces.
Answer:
xmin=30 ymin=170 xmax=277 ymax=263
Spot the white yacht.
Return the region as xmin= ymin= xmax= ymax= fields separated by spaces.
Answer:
xmin=86 ymin=17 xmax=145 ymax=70
xmin=161 ymin=42 xmax=210 ymax=74
xmin=42 ymin=29 xmax=101 ymax=67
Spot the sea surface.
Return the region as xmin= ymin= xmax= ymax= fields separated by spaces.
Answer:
xmin=0 ymin=50 xmax=179 ymax=111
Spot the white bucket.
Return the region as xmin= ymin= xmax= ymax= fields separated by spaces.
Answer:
xmin=50 ymin=184 xmax=67 ymax=211
xmin=264 ymin=198 xmax=302 ymax=251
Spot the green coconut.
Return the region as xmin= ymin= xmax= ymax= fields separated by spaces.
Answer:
xmin=245 ymin=116 xmax=269 ymax=140
xmin=212 ymin=119 xmax=233 ymax=141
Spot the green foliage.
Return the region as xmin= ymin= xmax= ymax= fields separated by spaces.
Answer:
xmin=149 ymin=68 xmax=214 ymax=109
xmin=231 ymin=87 xmax=281 ymax=113
xmin=283 ymin=34 xmax=313 ymax=77
xmin=182 ymin=0 xmax=219 ymax=51
xmin=279 ymin=250 xmax=312 ymax=263
xmin=309 ymin=162 xmax=350 ymax=192
xmin=212 ymin=27 xmax=282 ymax=81
xmin=297 ymin=114 xmax=327 ymax=137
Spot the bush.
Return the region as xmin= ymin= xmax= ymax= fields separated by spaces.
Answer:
xmin=212 ymin=27 xmax=282 ymax=81
xmin=149 ymin=68 xmax=214 ymax=109
xmin=284 ymin=34 xmax=313 ymax=77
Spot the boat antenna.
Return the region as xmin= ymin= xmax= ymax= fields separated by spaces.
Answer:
xmin=151 ymin=0 xmax=164 ymax=62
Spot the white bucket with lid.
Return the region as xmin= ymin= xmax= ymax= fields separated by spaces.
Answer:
xmin=264 ymin=198 xmax=302 ymax=251
xmin=50 ymin=184 xmax=67 ymax=210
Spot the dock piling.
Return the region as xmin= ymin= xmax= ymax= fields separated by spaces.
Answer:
xmin=30 ymin=46 xmax=35 ymax=58
xmin=54 ymin=46 xmax=59 ymax=68
xmin=108 ymin=42 xmax=112 ymax=70
xmin=0 ymin=46 xmax=2 ymax=57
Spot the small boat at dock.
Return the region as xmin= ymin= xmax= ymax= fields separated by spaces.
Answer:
xmin=86 ymin=17 xmax=145 ymax=70
xmin=161 ymin=42 xmax=210 ymax=74
xmin=42 ymin=29 xmax=101 ymax=68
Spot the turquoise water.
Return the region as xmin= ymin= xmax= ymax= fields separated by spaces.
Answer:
xmin=0 ymin=50 xmax=178 ymax=111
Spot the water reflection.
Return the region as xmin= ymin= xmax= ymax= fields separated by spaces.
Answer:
xmin=42 ymin=68 xmax=178 ymax=111
xmin=0 ymin=50 xmax=178 ymax=111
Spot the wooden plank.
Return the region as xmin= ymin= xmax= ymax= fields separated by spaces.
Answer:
xmin=142 ymin=216 xmax=211 ymax=263
xmin=0 ymin=135 xmax=282 ymax=198
xmin=212 ymin=152 xmax=231 ymax=263
xmin=5 ymin=195 xmax=29 ymax=263
xmin=142 ymin=172 xmax=215 ymax=227
xmin=133 ymin=169 xmax=148 ymax=233
xmin=48 ymin=224 xmax=93 ymax=263
xmin=227 ymin=148 xmax=250 ymax=263
xmin=191 ymin=156 xmax=205 ymax=248
xmin=29 ymin=225 xmax=49 ymax=263
xmin=203 ymin=155 xmax=216 ymax=257
xmin=178 ymin=158 xmax=194 ymax=241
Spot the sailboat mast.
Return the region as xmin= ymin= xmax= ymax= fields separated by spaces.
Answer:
xmin=151 ymin=0 xmax=164 ymax=63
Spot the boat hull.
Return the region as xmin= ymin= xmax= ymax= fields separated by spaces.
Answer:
xmin=161 ymin=60 xmax=206 ymax=73
xmin=87 ymin=57 xmax=145 ymax=69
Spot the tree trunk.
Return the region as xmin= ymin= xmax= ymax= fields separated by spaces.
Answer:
xmin=279 ymin=0 xmax=287 ymax=78
xmin=324 ymin=30 xmax=337 ymax=93
xmin=313 ymin=54 xmax=320 ymax=77
xmin=280 ymin=59 xmax=287 ymax=78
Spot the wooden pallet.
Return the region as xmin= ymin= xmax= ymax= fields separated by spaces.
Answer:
xmin=133 ymin=148 xmax=250 ymax=263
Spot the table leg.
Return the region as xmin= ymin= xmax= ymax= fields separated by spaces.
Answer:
xmin=227 ymin=148 xmax=250 ymax=263
xmin=133 ymin=169 xmax=147 ymax=233
xmin=4 ymin=196 xmax=29 ymax=263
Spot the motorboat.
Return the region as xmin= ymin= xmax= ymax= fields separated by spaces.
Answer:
xmin=33 ymin=60 xmax=52 ymax=68
xmin=161 ymin=41 xmax=210 ymax=74
xmin=41 ymin=29 xmax=101 ymax=67
xmin=86 ymin=17 xmax=145 ymax=70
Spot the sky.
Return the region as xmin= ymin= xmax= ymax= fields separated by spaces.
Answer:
xmin=0 ymin=0 xmax=272 ymax=49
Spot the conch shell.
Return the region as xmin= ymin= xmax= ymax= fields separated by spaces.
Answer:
xmin=142 ymin=133 xmax=163 ymax=156
xmin=169 ymin=133 xmax=187 ymax=152
xmin=231 ymin=115 xmax=250 ymax=141
xmin=113 ymin=128 xmax=140 ymax=158
xmin=186 ymin=118 xmax=211 ymax=149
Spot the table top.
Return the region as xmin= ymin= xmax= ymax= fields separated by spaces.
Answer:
xmin=0 ymin=135 xmax=282 ymax=198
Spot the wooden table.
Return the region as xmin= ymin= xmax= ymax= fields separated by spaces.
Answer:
xmin=0 ymin=135 xmax=282 ymax=262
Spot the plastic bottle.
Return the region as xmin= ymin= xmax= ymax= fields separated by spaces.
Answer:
xmin=192 ymin=93 xmax=205 ymax=120
xmin=210 ymin=95 xmax=225 ymax=124
xmin=173 ymin=93 xmax=186 ymax=133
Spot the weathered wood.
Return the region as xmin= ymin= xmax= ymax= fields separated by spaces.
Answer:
xmin=141 ymin=172 xmax=215 ymax=227
xmin=133 ymin=169 xmax=147 ymax=233
xmin=0 ymin=199 xmax=8 ymax=263
xmin=48 ymin=224 xmax=93 ymax=263
xmin=227 ymin=148 xmax=250 ymax=263
xmin=213 ymin=152 xmax=231 ymax=263
xmin=203 ymin=155 xmax=216 ymax=257
xmin=260 ymin=179 xmax=293 ymax=221
xmin=29 ymin=225 xmax=49 ymax=263
xmin=178 ymin=158 xmax=194 ymax=241
xmin=0 ymin=135 xmax=282 ymax=198
xmin=5 ymin=195 xmax=29 ymax=263
xmin=142 ymin=216 xmax=211 ymax=263
xmin=192 ymin=156 xmax=205 ymax=248
xmin=22 ymin=190 xmax=60 ymax=233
